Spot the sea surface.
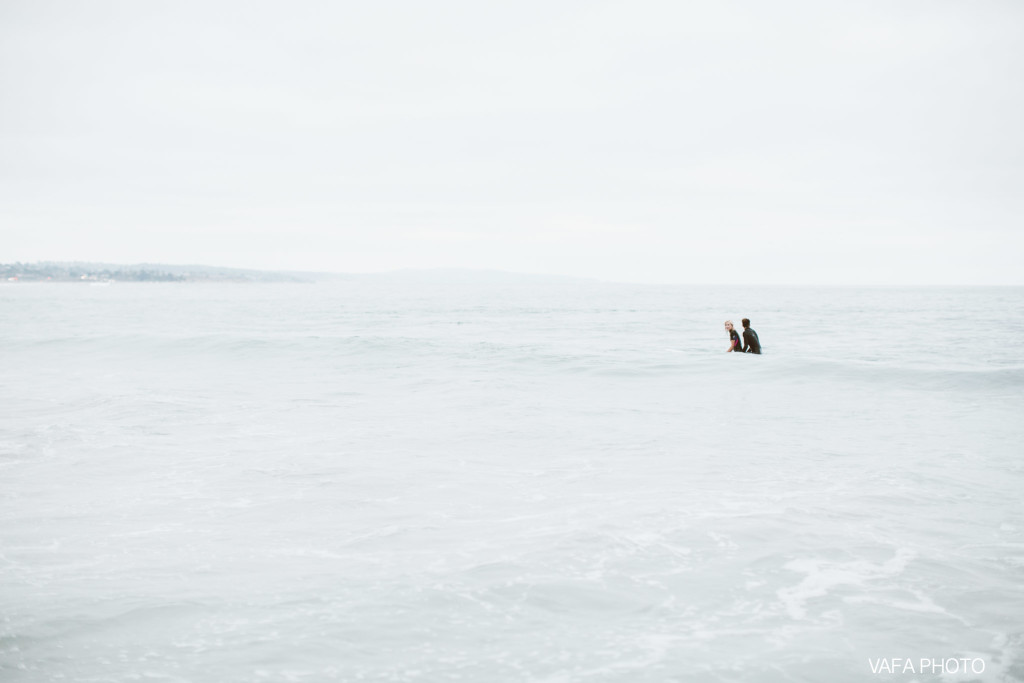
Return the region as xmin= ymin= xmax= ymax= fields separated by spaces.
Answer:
xmin=1 ymin=281 xmax=1023 ymax=682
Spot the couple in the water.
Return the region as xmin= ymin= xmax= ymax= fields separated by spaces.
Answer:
xmin=725 ymin=319 xmax=761 ymax=354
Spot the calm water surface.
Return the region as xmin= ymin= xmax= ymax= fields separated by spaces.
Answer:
xmin=1 ymin=282 xmax=1022 ymax=682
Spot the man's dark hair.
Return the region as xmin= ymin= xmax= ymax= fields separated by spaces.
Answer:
xmin=741 ymin=318 xmax=750 ymax=328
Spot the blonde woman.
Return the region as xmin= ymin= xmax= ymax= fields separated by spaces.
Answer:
xmin=724 ymin=320 xmax=741 ymax=352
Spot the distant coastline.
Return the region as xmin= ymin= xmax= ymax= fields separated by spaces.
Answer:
xmin=1 ymin=262 xmax=597 ymax=285
xmin=1 ymin=262 xmax=314 ymax=283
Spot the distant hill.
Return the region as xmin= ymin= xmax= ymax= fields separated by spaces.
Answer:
xmin=0 ymin=262 xmax=315 ymax=283
xmin=1 ymin=262 xmax=598 ymax=285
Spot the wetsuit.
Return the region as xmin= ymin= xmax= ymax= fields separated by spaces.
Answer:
xmin=742 ymin=327 xmax=761 ymax=354
xmin=729 ymin=329 xmax=742 ymax=352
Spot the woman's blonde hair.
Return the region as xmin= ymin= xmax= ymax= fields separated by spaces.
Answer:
xmin=724 ymin=320 xmax=734 ymax=327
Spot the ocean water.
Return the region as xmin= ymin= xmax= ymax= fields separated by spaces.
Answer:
xmin=1 ymin=281 xmax=1023 ymax=682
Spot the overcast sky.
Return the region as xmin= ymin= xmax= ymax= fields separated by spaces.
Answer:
xmin=2 ymin=0 xmax=1022 ymax=284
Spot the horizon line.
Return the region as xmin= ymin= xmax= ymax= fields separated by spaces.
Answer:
xmin=2 ymin=260 xmax=1022 ymax=288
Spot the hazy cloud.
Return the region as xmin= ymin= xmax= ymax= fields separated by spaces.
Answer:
xmin=2 ymin=0 xmax=1022 ymax=283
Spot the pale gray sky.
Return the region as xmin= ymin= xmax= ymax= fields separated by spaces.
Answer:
xmin=2 ymin=0 xmax=1022 ymax=284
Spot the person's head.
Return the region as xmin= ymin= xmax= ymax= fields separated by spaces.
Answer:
xmin=741 ymin=318 xmax=750 ymax=329
xmin=724 ymin=320 xmax=734 ymax=332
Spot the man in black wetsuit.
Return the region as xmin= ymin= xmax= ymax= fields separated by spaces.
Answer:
xmin=741 ymin=318 xmax=761 ymax=354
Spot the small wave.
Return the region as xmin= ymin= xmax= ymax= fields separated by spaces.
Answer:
xmin=752 ymin=356 xmax=1024 ymax=392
